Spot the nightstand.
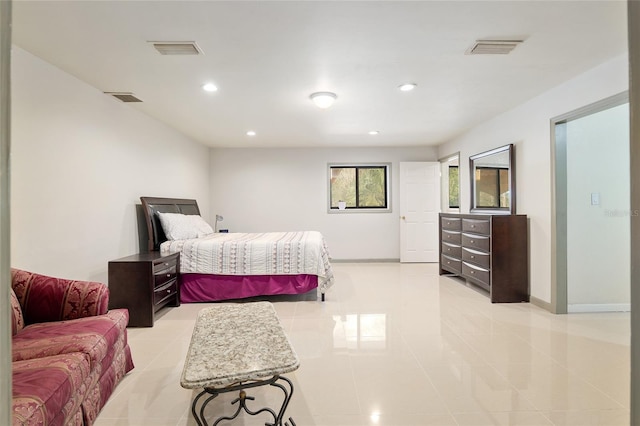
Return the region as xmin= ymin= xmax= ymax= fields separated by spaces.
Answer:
xmin=108 ymin=252 xmax=180 ymax=327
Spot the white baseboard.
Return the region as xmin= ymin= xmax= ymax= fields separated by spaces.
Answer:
xmin=567 ymin=303 xmax=631 ymax=313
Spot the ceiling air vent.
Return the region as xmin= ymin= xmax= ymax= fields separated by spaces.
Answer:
xmin=465 ymin=40 xmax=523 ymax=55
xmin=149 ymin=41 xmax=202 ymax=55
xmin=105 ymin=92 xmax=143 ymax=103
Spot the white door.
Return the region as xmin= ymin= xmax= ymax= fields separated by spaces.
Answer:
xmin=400 ymin=162 xmax=440 ymax=262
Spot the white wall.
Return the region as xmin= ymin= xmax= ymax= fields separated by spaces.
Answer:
xmin=438 ymin=54 xmax=629 ymax=304
xmin=11 ymin=47 xmax=210 ymax=283
xmin=567 ymin=103 xmax=630 ymax=310
xmin=209 ymin=147 xmax=437 ymax=260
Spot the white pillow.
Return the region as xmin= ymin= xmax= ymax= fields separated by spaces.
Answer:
xmin=189 ymin=214 xmax=214 ymax=237
xmin=157 ymin=212 xmax=214 ymax=240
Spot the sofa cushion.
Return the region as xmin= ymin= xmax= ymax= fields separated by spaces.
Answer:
xmin=10 ymin=287 xmax=24 ymax=336
xmin=12 ymin=309 xmax=131 ymax=374
xmin=12 ymin=352 xmax=91 ymax=426
xmin=11 ymin=269 xmax=109 ymax=324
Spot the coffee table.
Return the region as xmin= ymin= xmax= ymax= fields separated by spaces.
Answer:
xmin=180 ymin=302 xmax=299 ymax=426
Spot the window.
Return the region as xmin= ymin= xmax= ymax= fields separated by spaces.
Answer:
xmin=329 ymin=164 xmax=389 ymax=211
xmin=448 ymin=165 xmax=459 ymax=208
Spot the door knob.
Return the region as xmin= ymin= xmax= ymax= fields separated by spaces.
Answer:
xmin=400 ymin=216 xmax=406 ymax=220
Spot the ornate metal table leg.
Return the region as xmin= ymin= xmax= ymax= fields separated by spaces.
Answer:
xmin=191 ymin=389 xmax=217 ymax=426
xmin=191 ymin=376 xmax=296 ymax=426
xmin=268 ymin=375 xmax=295 ymax=426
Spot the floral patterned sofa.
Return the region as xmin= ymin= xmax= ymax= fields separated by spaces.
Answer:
xmin=10 ymin=269 xmax=134 ymax=425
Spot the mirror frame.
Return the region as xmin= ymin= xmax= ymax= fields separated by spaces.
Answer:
xmin=469 ymin=143 xmax=515 ymax=214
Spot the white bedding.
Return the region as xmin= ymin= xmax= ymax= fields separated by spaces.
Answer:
xmin=160 ymin=231 xmax=334 ymax=292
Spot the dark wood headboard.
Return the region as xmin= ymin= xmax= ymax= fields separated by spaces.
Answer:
xmin=140 ymin=196 xmax=201 ymax=252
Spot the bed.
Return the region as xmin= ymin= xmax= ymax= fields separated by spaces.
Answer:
xmin=140 ymin=197 xmax=334 ymax=302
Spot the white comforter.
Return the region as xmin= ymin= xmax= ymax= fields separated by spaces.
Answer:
xmin=160 ymin=231 xmax=334 ymax=292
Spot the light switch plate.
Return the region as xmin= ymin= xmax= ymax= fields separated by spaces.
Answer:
xmin=591 ymin=192 xmax=601 ymax=205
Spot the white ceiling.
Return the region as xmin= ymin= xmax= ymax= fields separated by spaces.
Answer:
xmin=11 ymin=1 xmax=628 ymax=148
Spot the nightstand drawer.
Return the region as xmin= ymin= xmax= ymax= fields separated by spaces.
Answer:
xmin=154 ymin=278 xmax=178 ymax=307
xmin=154 ymin=263 xmax=177 ymax=287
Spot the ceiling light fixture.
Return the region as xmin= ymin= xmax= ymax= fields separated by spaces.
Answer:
xmin=202 ymin=83 xmax=218 ymax=92
xmin=368 ymin=130 xmax=380 ymax=135
xmin=310 ymin=92 xmax=337 ymax=109
xmin=246 ymin=130 xmax=256 ymax=136
xmin=399 ymin=83 xmax=417 ymax=92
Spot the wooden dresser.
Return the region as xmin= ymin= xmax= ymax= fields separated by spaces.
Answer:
xmin=108 ymin=252 xmax=180 ymax=327
xmin=439 ymin=213 xmax=529 ymax=303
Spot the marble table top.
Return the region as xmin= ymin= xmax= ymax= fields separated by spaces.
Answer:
xmin=180 ymin=302 xmax=299 ymax=389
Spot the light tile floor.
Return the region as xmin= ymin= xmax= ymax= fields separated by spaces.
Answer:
xmin=95 ymin=263 xmax=630 ymax=425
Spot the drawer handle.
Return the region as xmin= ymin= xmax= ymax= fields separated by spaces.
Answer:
xmin=447 ymin=261 xmax=450 ymax=264
xmin=166 ymin=273 xmax=171 ymax=278
xmin=470 ymin=240 xmax=474 ymax=243
xmin=470 ymin=270 xmax=475 ymax=274
xmin=471 ymin=255 xmax=475 ymax=259
xmin=471 ymin=225 xmax=475 ymax=228
xmin=165 ymin=262 xmax=169 ymax=266
xmin=167 ymin=289 xmax=171 ymax=294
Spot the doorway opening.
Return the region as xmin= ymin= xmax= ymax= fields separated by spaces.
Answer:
xmin=551 ymin=92 xmax=630 ymax=314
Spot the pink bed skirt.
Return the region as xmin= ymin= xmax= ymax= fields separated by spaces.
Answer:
xmin=179 ymin=273 xmax=319 ymax=303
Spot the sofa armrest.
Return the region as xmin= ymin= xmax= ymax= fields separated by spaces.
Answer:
xmin=11 ymin=268 xmax=109 ymax=325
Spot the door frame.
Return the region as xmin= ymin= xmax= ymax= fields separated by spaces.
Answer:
xmin=550 ymin=91 xmax=629 ymax=314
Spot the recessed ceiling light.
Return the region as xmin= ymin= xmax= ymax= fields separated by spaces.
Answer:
xmin=310 ymin=92 xmax=337 ymax=109
xmin=246 ymin=131 xmax=256 ymax=136
xmin=202 ymin=83 xmax=218 ymax=92
xmin=368 ymin=130 xmax=380 ymax=135
xmin=398 ymin=83 xmax=417 ymax=92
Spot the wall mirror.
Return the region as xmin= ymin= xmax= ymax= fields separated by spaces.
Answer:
xmin=469 ymin=143 xmax=515 ymax=214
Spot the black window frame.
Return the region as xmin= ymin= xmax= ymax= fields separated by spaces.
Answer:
xmin=328 ymin=164 xmax=390 ymax=212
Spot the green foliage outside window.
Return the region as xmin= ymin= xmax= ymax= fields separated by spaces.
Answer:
xmin=330 ymin=166 xmax=388 ymax=209
xmin=449 ymin=166 xmax=459 ymax=208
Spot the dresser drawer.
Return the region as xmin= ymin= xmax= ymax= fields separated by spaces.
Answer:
xmin=442 ymin=230 xmax=461 ymax=245
xmin=462 ymin=233 xmax=490 ymax=252
xmin=462 ymin=262 xmax=490 ymax=287
xmin=441 ymin=217 xmax=462 ymax=231
xmin=441 ymin=254 xmax=462 ymax=274
xmin=154 ymin=278 xmax=178 ymax=307
xmin=462 ymin=218 xmax=490 ymax=235
xmin=462 ymin=247 xmax=490 ymax=269
xmin=442 ymin=242 xmax=461 ymax=259
xmin=154 ymin=263 xmax=178 ymax=287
